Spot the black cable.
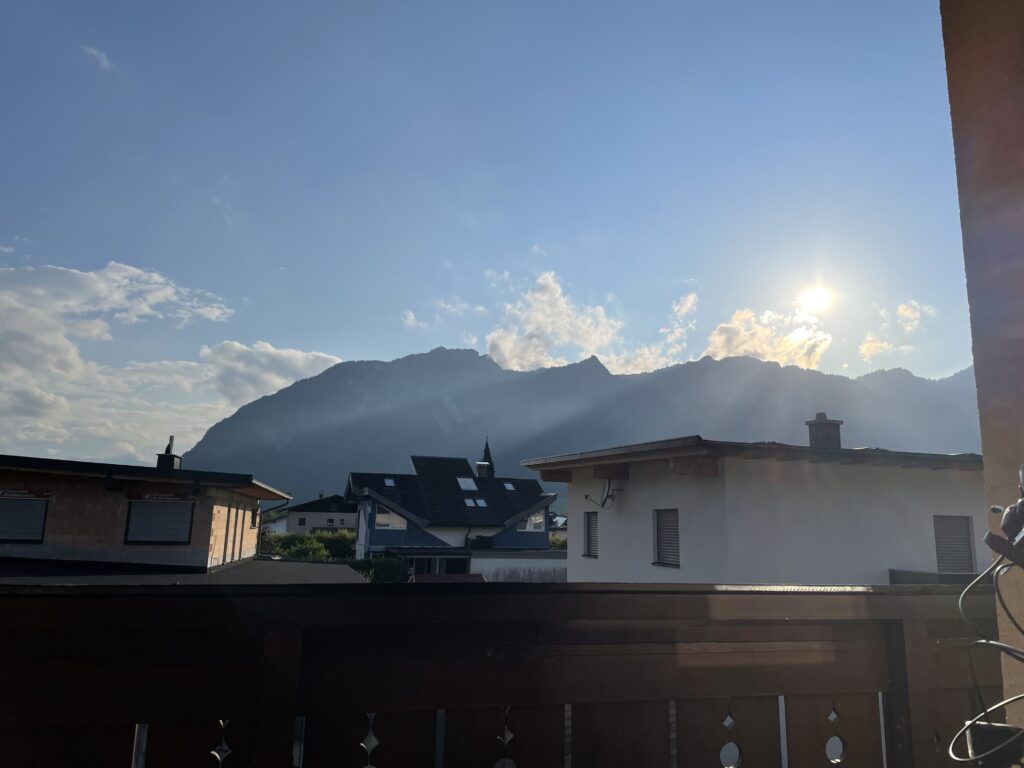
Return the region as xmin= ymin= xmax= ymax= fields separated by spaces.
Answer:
xmin=960 ymin=557 xmax=1003 ymax=641
xmin=951 ymin=557 xmax=1024 ymax=763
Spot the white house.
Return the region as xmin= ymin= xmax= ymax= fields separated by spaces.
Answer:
xmin=522 ymin=413 xmax=987 ymax=585
xmin=268 ymin=493 xmax=358 ymax=535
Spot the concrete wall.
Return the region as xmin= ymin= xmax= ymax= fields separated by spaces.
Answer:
xmin=565 ymin=458 xmax=986 ymax=584
xmin=207 ymin=492 xmax=260 ymax=569
xmin=0 ymin=469 xmax=247 ymax=569
xmin=941 ymin=0 xmax=1024 ymax=723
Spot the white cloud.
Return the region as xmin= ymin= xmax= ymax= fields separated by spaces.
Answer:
xmin=486 ymin=271 xmax=623 ymax=370
xmin=484 ymin=272 xmax=699 ymax=374
xmin=896 ymin=300 xmax=936 ymax=333
xmin=858 ymin=332 xmax=893 ymax=361
xmin=484 ymin=269 xmax=511 ymax=289
xmin=435 ymin=297 xmax=470 ymax=317
xmin=0 ymin=245 xmax=13 ymax=254
xmin=402 ymin=309 xmax=426 ymax=329
xmin=462 ymin=332 xmax=479 ymax=346
xmin=199 ymin=340 xmax=341 ymax=405
xmin=704 ymin=308 xmax=832 ymax=369
xmin=0 ymin=261 xmax=339 ymax=460
xmin=82 ymin=46 xmax=113 ymax=71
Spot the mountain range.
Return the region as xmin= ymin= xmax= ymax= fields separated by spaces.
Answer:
xmin=185 ymin=348 xmax=982 ymax=503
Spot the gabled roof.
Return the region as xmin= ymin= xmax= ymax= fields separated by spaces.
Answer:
xmin=521 ymin=435 xmax=983 ymax=472
xmin=348 ymin=455 xmax=555 ymax=527
xmin=278 ymin=494 xmax=355 ymax=515
xmin=0 ymin=453 xmax=291 ymax=501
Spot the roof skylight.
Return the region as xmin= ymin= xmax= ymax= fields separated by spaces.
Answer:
xmin=457 ymin=477 xmax=478 ymax=491
xmin=384 ymin=478 xmax=396 ymax=487
xmin=464 ymin=498 xmax=477 ymax=507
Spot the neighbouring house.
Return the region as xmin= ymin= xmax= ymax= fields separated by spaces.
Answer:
xmin=350 ymin=440 xmax=565 ymax=580
xmin=0 ymin=437 xmax=290 ymax=573
xmin=267 ymin=493 xmax=358 ymax=535
xmin=522 ymin=413 xmax=987 ymax=585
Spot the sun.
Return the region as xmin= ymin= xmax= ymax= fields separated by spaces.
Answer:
xmin=797 ymin=286 xmax=833 ymax=315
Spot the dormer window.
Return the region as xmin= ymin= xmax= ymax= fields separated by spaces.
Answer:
xmin=384 ymin=478 xmax=396 ymax=487
xmin=457 ymin=477 xmax=478 ymax=491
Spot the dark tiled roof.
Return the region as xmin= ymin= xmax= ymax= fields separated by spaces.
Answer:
xmin=280 ymin=494 xmax=355 ymax=515
xmin=349 ymin=456 xmax=554 ymax=527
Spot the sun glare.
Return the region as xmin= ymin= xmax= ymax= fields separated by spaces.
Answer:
xmin=797 ymin=286 xmax=833 ymax=315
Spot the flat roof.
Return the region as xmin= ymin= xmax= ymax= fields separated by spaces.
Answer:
xmin=521 ymin=435 xmax=983 ymax=472
xmin=0 ymin=558 xmax=365 ymax=586
xmin=0 ymin=453 xmax=291 ymax=501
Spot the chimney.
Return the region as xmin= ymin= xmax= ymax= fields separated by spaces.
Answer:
xmin=155 ymin=435 xmax=182 ymax=470
xmin=805 ymin=412 xmax=843 ymax=449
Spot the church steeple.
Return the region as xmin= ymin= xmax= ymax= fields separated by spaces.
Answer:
xmin=475 ymin=437 xmax=495 ymax=479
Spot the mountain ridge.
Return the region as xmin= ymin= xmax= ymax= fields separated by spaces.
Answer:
xmin=185 ymin=348 xmax=981 ymax=499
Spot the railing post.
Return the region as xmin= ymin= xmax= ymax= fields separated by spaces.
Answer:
xmin=889 ymin=619 xmax=936 ymax=768
xmin=252 ymin=625 xmax=303 ymax=767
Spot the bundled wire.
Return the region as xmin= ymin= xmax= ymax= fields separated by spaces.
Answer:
xmin=949 ymin=556 xmax=1024 ymax=762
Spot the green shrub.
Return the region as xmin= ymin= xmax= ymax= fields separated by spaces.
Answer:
xmin=282 ymin=537 xmax=330 ymax=562
xmin=259 ymin=531 xmax=283 ymax=557
xmin=312 ymin=529 xmax=356 ymax=560
xmin=549 ymin=534 xmax=567 ymax=550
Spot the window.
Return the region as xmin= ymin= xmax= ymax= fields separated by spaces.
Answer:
xmin=584 ymin=511 xmax=598 ymax=557
xmin=517 ymin=510 xmax=546 ymax=532
xmin=934 ymin=515 xmax=975 ymax=573
xmin=475 ymin=498 xmax=488 ymax=507
xmin=125 ymin=500 xmax=194 ymax=544
xmin=653 ymin=509 xmax=680 ymax=567
xmin=457 ymin=477 xmax=478 ymax=491
xmin=298 ymin=517 xmax=306 ymax=526
xmin=464 ymin=498 xmax=477 ymax=507
xmin=504 ymin=482 xmax=516 ymax=491
xmin=327 ymin=518 xmax=335 ymax=526
xmin=0 ymin=497 xmax=47 ymax=542
xmin=375 ymin=508 xmax=408 ymax=530
xmin=384 ymin=478 xmax=396 ymax=487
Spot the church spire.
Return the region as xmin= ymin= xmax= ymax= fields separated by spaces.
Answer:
xmin=476 ymin=437 xmax=495 ymax=479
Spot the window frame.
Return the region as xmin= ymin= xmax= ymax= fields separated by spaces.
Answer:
xmin=652 ymin=508 xmax=681 ymax=568
xmin=583 ymin=510 xmax=599 ymax=558
xmin=0 ymin=496 xmax=49 ymax=544
xmin=124 ymin=499 xmax=195 ymax=545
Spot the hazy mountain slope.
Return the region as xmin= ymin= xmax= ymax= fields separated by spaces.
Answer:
xmin=185 ymin=348 xmax=982 ymax=500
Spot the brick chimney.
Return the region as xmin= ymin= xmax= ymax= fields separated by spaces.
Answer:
xmin=155 ymin=435 xmax=182 ymax=470
xmin=805 ymin=412 xmax=843 ymax=449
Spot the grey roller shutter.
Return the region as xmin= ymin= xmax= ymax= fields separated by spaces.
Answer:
xmin=126 ymin=501 xmax=194 ymax=543
xmin=0 ymin=498 xmax=47 ymax=542
xmin=584 ymin=511 xmax=599 ymax=557
xmin=933 ymin=515 xmax=974 ymax=573
xmin=654 ymin=509 xmax=680 ymax=566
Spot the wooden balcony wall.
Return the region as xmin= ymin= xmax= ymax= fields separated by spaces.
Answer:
xmin=0 ymin=582 xmax=997 ymax=767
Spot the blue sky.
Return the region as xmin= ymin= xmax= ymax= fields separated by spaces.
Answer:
xmin=0 ymin=1 xmax=973 ymax=459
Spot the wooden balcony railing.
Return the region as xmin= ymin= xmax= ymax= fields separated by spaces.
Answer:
xmin=0 ymin=582 xmax=997 ymax=767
